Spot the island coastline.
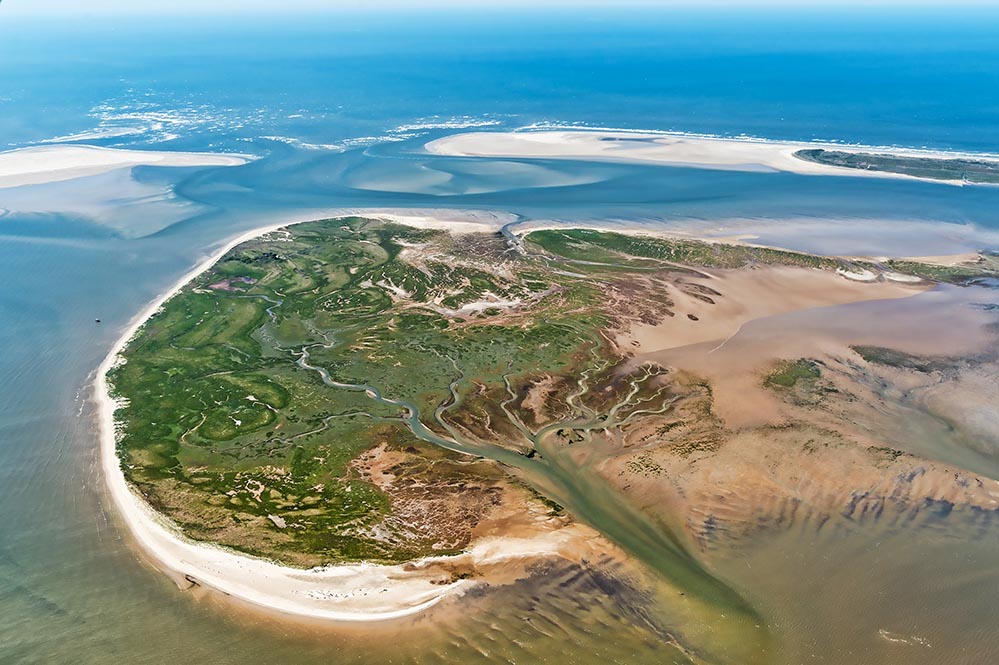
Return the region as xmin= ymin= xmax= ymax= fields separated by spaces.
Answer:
xmin=94 ymin=210 xmax=608 ymax=623
xmin=94 ymin=208 xmax=990 ymax=625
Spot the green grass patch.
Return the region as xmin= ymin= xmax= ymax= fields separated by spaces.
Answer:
xmin=764 ymin=359 xmax=821 ymax=389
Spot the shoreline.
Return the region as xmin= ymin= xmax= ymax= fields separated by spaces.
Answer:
xmin=426 ymin=130 xmax=999 ymax=184
xmin=94 ymin=209 xmax=588 ymax=623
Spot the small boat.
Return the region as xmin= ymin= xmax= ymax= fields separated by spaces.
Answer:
xmin=95 ymin=318 xmax=102 ymax=323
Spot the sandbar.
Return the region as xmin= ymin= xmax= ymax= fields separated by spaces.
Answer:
xmin=0 ymin=144 xmax=251 ymax=188
xmin=426 ymin=130 xmax=999 ymax=182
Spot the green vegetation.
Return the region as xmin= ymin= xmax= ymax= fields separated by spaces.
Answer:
xmin=525 ymin=227 xmax=998 ymax=285
xmin=763 ymin=359 xmax=835 ymax=407
xmin=881 ymin=257 xmax=999 ymax=284
xmin=764 ymin=359 xmax=821 ymax=389
xmin=526 ymin=228 xmax=842 ymax=271
xmin=852 ymin=345 xmax=956 ymax=374
xmin=111 ymin=218 xmax=991 ymax=567
xmin=112 ymin=218 xmax=617 ymax=565
xmin=795 ymin=148 xmax=999 ymax=184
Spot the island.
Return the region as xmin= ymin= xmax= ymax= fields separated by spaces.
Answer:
xmin=794 ymin=148 xmax=999 ymax=184
xmin=426 ymin=130 xmax=999 ymax=184
xmin=100 ymin=214 xmax=999 ymax=661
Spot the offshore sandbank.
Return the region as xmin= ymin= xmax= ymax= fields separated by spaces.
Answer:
xmin=426 ymin=129 xmax=999 ymax=183
xmin=0 ymin=144 xmax=251 ymax=188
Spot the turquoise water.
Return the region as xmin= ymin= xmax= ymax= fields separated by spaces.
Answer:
xmin=3 ymin=7 xmax=999 ymax=664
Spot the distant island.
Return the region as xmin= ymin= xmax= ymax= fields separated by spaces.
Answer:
xmin=794 ymin=148 xmax=999 ymax=184
xmin=427 ymin=129 xmax=999 ymax=185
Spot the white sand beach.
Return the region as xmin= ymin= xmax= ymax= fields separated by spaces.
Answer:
xmin=426 ymin=130 xmax=999 ymax=182
xmin=358 ymin=208 xmax=516 ymax=233
xmin=95 ymin=211 xmax=594 ymax=623
xmin=0 ymin=144 xmax=250 ymax=188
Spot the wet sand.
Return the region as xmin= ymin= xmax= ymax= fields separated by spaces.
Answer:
xmin=0 ymin=144 xmax=251 ymax=188
xmin=597 ymin=269 xmax=999 ymax=558
xmin=615 ymin=264 xmax=926 ymax=355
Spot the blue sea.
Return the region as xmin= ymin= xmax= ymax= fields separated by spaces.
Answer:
xmin=2 ymin=7 xmax=999 ymax=664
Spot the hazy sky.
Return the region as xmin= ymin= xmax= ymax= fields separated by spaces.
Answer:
xmin=4 ymin=0 xmax=997 ymax=15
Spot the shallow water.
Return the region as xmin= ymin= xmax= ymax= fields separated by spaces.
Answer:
xmin=4 ymin=8 xmax=999 ymax=664
xmin=711 ymin=509 xmax=999 ymax=665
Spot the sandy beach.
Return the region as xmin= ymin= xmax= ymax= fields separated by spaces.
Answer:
xmin=357 ymin=208 xmax=516 ymax=233
xmin=426 ymin=130 xmax=999 ymax=182
xmin=94 ymin=210 xmax=594 ymax=623
xmin=0 ymin=144 xmax=251 ymax=188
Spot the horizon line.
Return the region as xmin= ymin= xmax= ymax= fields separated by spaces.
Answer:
xmin=5 ymin=0 xmax=999 ymax=17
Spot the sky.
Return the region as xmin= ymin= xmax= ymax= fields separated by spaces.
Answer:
xmin=4 ymin=0 xmax=999 ymax=15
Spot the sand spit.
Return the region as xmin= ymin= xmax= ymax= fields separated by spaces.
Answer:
xmin=0 ymin=144 xmax=251 ymax=188
xmin=95 ymin=211 xmax=593 ymax=623
xmin=426 ymin=130 xmax=997 ymax=182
